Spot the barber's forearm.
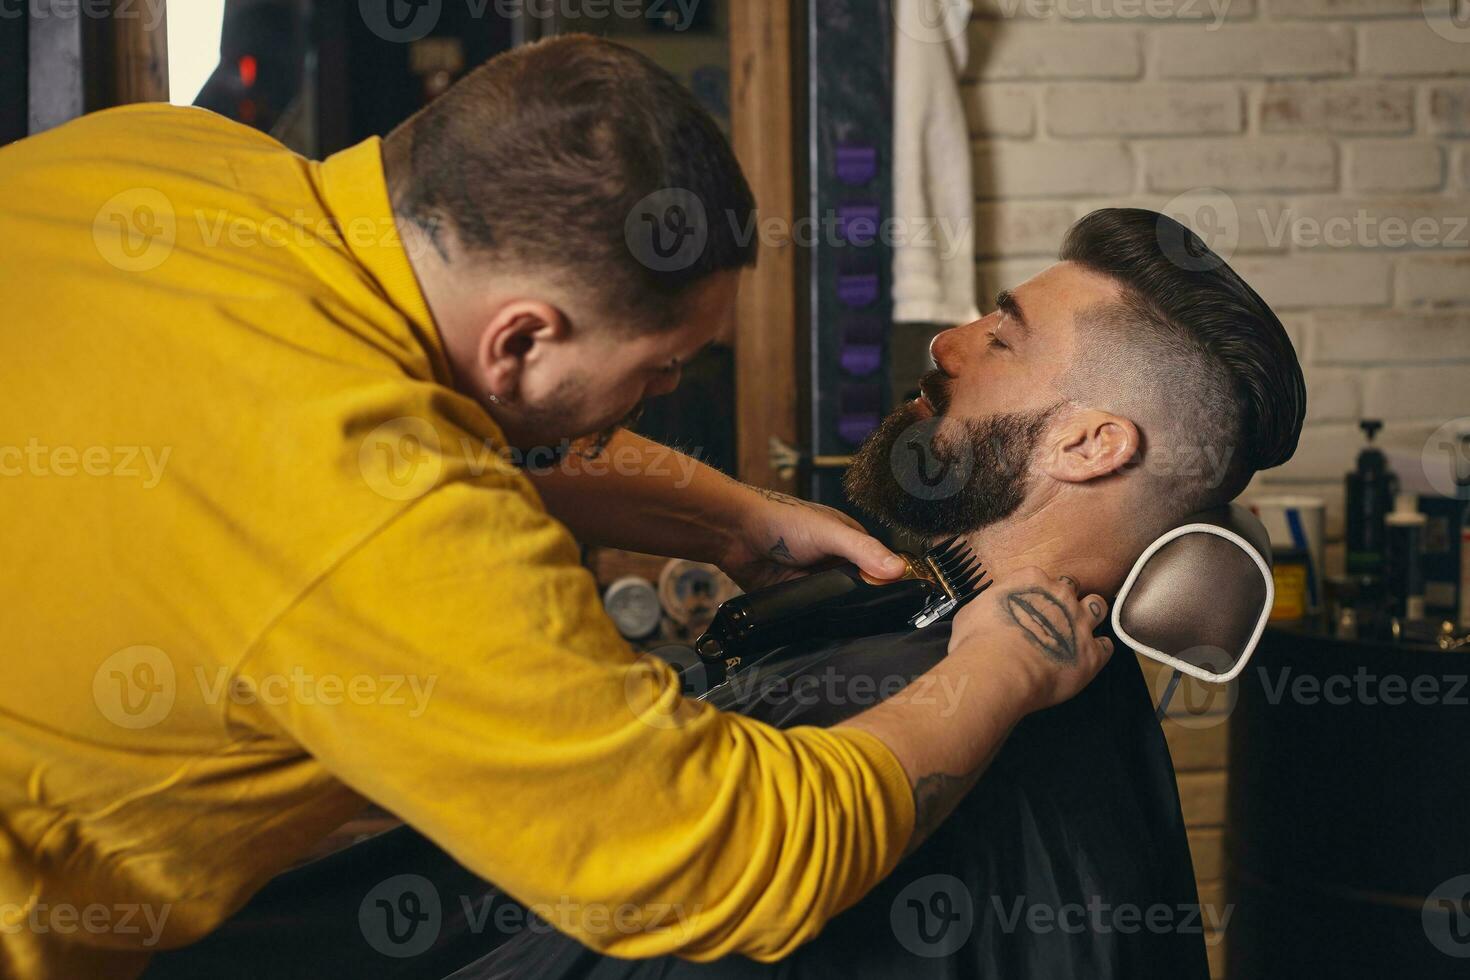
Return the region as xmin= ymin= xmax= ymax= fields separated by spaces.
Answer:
xmin=524 ymin=429 xmax=751 ymax=562
xmin=839 ymin=657 xmax=1033 ymax=856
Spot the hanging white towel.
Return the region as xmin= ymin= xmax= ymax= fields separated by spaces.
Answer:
xmin=892 ymin=0 xmax=980 ymax=327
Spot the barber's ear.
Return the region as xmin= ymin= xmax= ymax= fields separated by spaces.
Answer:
xmin=476 ymin=300 xmax=569 ymax=402
xmin=1043 ymin=409 xmax=1139 ymax=483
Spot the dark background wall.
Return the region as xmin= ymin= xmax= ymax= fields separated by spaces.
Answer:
xmin=0 ymin=7 xmax=27 ymax=144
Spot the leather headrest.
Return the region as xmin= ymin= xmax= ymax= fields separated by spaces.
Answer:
xmin=1111 ymin=503 xmax=1274 ymax=683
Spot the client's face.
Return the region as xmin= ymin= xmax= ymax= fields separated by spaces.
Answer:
xmin=846 ymin=262 xmax=1119 ymax=537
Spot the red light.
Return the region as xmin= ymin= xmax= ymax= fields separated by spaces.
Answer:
xmin=238 ymin=55 xmax=257 ymax=88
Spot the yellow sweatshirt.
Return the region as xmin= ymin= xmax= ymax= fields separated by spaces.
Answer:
xmin=0 ymin=105 xmax=914 ymax=978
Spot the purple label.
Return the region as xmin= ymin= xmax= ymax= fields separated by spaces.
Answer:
xmin=837 ymin=203 xmax=881 ymax=246
xmin=838 ymin=414 xmax=880 ymax=444
xmin=835 ymin=144 xmax=878 ymax=186
xmin=836 ymin=273 xmax=880 ymax=308
xmin=840 ymin=318 xmax=884 ymax=377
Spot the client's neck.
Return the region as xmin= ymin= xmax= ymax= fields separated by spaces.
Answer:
xmin=957 ymin=493 xmax=1139 ymax=598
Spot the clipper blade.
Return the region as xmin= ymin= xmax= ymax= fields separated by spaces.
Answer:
xmin=911 ymin=536 xmax=990 ymax=628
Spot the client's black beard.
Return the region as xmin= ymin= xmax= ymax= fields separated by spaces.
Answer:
xmin=844 ymin=383 xmax=1058 ymax=537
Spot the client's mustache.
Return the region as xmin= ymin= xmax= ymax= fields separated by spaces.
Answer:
xmin=918 ymin=368 xmax=952 ymax=415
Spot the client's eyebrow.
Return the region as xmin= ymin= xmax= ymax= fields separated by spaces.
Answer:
xmin=995 ymin=290 xmax=1030 ymax=335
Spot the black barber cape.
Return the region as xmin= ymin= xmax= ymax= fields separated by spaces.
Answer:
xmin=146 ymin=624 xmax=1210 ymax=980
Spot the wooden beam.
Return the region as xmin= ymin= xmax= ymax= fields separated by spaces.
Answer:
xmin=728 ymin=2 xmax=799 ymax=491
xmin=27 ymin=0 xmax=168 ymax=136
xmin=103 ymin=0 xmax=169 ymax=106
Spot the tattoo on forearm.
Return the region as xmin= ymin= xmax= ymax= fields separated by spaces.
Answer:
xmin=907 ymin=769 xmax=983 ymax=857
xmin=768 ymin=536 xmax=795 ymax=564
xmin=911 ymin=772 xmax=962 ymax=846
xmin=1004 ymin=588 xmax=1078 ymax=665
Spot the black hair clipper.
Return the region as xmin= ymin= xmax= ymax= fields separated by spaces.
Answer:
xmin=694 ymin=536 xmax=988 ymax=684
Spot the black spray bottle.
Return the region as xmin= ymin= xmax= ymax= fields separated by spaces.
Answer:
xmin=1345 ymin=419 xmax=1398 ymax=580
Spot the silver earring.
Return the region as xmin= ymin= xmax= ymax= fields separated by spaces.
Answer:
xmin=488 ymin=394 xmax=501 ymax=405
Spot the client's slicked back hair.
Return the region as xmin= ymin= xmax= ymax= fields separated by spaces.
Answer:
xmin=1060 ymin=208 xmax=1306 ymax=512
xmin=388 ymin=34 xmax=756 ymax=330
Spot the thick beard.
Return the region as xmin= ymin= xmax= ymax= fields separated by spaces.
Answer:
xmin=844 ymin=399 xmax=1058 ymax=537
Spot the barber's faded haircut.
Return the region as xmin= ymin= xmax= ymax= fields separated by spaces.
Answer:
xmin=1060 ymin=208 xmax=1306 ymax=510
xmin=389 ymin=34 xmax=756 ymax=329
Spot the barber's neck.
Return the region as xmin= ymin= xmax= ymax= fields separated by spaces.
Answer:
xmin=957 ymin=486 xmax=1136 ymax=598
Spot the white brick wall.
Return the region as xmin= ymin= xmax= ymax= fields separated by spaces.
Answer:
xmin=959 ymin=1 xmax=1470 ymax=566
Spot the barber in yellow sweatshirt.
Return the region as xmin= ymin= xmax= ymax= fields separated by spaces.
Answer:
xmin=0 ymin=35 xmax=1114 ymax=979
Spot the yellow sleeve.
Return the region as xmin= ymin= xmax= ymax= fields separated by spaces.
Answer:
xmin=233 ymin=477 xmax=915 ymax=961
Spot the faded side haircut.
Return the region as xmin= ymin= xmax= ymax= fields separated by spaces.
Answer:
xmin=1060 ymin=208 xmax=1306 ymax=513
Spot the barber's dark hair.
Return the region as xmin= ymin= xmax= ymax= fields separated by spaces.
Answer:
xmin=388 ymin=34 xmax=756 ymax=329
xmin=1060 ymin=208 xmax=1306 ymax=508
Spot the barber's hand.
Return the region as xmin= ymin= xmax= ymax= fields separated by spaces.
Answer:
xmin=717 ymin=485 xmax=906 ymax=592
xmin=946 ymin=567 xmax=1114 ymax=714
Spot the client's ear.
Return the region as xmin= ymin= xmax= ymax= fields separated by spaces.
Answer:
xmin=476 ymin=300 xmax=569 ymax=402
xmin=1043 ymin=408 xmax=1139 ymax=483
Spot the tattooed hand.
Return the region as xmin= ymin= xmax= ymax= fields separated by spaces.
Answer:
xmin=947 ymin=566 xmax=1114 ymax=714
xmin=715 ymin=484 xmax=906 ymax=592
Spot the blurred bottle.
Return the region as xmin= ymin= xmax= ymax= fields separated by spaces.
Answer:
xmin=1345 ymin=419 xmax=1397 ymax=580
